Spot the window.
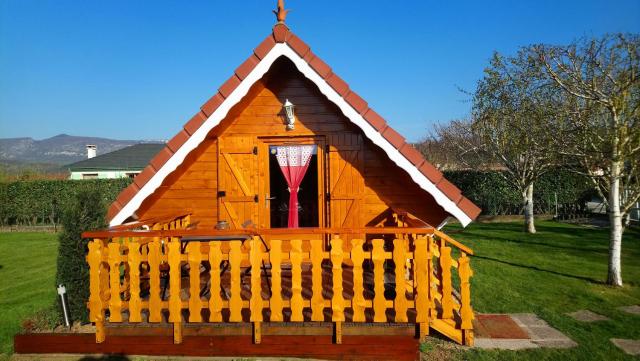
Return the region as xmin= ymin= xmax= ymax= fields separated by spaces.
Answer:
xmin=82 ymin=173 xmax=99 ymax=180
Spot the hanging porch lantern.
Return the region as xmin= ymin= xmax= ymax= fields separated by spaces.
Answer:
xmin=283 ymin=99 xmax=295 ymax=130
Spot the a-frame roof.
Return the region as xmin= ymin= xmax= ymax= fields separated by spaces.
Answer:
xmin=107 ymin=24 xmax=481 ymax=227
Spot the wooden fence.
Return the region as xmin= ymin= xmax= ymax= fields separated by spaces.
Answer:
xmin=84 ymin=216 xmax=474 ymax=346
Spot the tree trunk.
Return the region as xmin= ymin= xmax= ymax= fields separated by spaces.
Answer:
xmin=607 ymin=161 xmax=623 ymax=286
xmin=523 ymin=183 xmax=536 ymax=234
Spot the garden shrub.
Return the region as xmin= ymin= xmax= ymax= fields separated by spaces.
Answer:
xmin=54 ymin=189 xmax=107 ymax=323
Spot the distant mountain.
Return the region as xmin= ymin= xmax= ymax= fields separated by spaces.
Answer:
xmin=0 ymin=134 xmax=164 ymax=165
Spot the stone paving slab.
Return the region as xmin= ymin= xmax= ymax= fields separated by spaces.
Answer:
xmin=474 ymin=313 xmax=577 ymax=350
xmin=474 ymin=338 xmax=539 ymax=350
xmin=610 ymin=339 xmax=640 ymax=356
xmin=617 ymin=305 xmax=640 ymax=315
xmin=510 ymin=313 xmax=549 ymax=327
xmin=566 ymin=309 xmax=610 ymax=322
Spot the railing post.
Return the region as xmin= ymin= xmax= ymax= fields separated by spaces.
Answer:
xmin=229 ymin=242 xmax=243 ymax=322
xmin=208 ymin=241 xmax=223 ymax=322
xmin=128 ymin=240 xmax=142 ymax=322
xmin=372 ymin=238 xmax=386 ymax=322
xmin=187 ymin=242 xmax=203 ymax=322
xmin=250 ymin=236 xmax=263 ymax=343
xmin=168 ymin=237 xmax=182 ymax=344
xmin=87 ymin=239 xmax=105 ymax=343
xmin=108 ymin=241 xmax=122 ymax=322
xmin=290 ymin=239 xmax=304 ymax=322
xmin=393 ymin=237 xmax=408 ymax=322
xmin=427 ymin=236 xmax=435 ymax=321
xmin=459 ymin=253 xmax=474 ymax=346
xmin=147 ymin=238 xmax=162 ymax=322
xmin=414 ymin=236 xmax=429 ymax=338
xmin=330 ymin=235 xmax=344 ymax=344
xmin=350 ymin=238 xmax=366 ymax=322
xmin=440 ymin=246 xmax=453 ymax=320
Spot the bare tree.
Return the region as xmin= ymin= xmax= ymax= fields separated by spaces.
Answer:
xmin=536 ymin=34 xmax=640 ymax=286
xmin=471 ymin=49 xmax=559 ymax=233
xmin=416 ymin=120 xmax=486 ymax=170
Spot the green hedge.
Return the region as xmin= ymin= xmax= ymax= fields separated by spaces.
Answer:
xmin=55 ymin=189 xmax=107 ymax=323
xmin=444 ymin=169 xmax=595 ymax=216
xmin=0 ymin=178 xmax=132 ymax=226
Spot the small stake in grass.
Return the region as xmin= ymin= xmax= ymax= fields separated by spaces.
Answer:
xmin=57 ymin=284 xmax=71 ymax=328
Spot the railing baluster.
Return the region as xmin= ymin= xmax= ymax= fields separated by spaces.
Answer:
xmin=147 ymin=239 xmax=162 ymax=322
xmin=310 ymin=239 xmax=324 ymax=321
xmin=330 ymin=236 xmax=344 ymax=344
xmin=290 ymin=239 xmax=304 ymax=322
xmin=187 ymin=242 xmax=203 ymax=322
xmin=128 ymin=239 xmax=142 ymax=322
xmin=393 ymin=238 xmax=408 ymax=322
xmin=350 ymin=239 xmax=365 ymax=322
xmin=372 ymin=238 xmax=386 ymax=322
xmin=108 ymin=241 xmax=122 ymax=322
xmin=229 ymin=242 xmax=243 ymax=322
xmin=270 ymin=239 xmax=283 ymax=321
xmin=88 ymin=239 xmax=105 ymax=343
xmin=440 ymin=246 xmax=453 ymax=320
xmin=208 ymin=241 xmax=223 ymax=322
xmin=168 ymin=237 xmax=182 ymax=343
xmin=459 ymin=253 xmax=474 ymax=346
xmin=250 ymin=236 xmax=263 ymax=343
xmin=414 ymin=235 xmax=429 ymax=338
xmin=427 ymin=236 xmax=436 ymax=321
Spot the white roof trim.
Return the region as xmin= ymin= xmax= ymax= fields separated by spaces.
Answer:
xmin=110 ymin=43 xmax=473 ymax=227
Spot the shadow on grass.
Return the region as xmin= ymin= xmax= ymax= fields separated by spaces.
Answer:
xmin=473 ymin=254 xmax=604 ymax=285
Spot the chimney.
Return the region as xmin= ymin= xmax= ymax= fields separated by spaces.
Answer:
xmin=86 ymin=145 xmax=97 ymax=159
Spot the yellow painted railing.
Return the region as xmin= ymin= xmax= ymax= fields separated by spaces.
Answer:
xmin=84 ymin=214 xmax=474 ymax=346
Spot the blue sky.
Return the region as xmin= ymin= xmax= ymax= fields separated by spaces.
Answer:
xmin=1 ymin=1 xmax=639 ymax=142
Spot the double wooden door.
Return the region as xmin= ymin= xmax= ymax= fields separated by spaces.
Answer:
xmin=217 ymin=135 xmax=364 ymax=230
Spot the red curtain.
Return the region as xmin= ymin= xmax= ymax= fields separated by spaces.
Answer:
xmin=275 ymin=145 xmax=315 ymax=228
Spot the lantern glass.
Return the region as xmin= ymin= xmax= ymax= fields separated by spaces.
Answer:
xmin=284 ymin=99 xmax=295 ymax=129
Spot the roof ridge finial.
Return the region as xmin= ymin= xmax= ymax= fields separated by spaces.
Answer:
xmin=273 ymin=0 xmax=288 ymax=24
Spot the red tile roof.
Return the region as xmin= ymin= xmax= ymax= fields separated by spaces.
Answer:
xmin=110 ymin=24 xmax=481 ymax=224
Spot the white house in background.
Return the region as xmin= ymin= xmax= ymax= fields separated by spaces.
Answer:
xmin=67 ymin=144 xmax=165 ymax=180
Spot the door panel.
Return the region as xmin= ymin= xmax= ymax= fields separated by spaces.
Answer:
xmin=217 ymin=137 xmax=259 ymax=229
xmin=327 ymin=135 xmax=364 ymax=229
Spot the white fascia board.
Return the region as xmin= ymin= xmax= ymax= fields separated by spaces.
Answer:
xmin=111 ymin=43 xmax=472 ymax=227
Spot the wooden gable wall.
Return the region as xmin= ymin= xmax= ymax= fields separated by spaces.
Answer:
xmin=136 ymin=58 xmax=449 ymax=228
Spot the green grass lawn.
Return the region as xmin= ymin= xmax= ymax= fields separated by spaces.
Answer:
xmin=438 ymin=221 xmax=640 ymax=360
xmin=0 ymin=232 xmax=58 ymax=357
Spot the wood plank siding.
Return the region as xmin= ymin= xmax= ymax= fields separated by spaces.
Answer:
xmin=136 ymin=58 xmax=449 ymax=228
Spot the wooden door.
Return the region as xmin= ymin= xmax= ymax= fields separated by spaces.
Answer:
xmin=217 ymin=137 xmax=259 ymax=229
xmin=327 ymin=135 xmax=365 ymax=229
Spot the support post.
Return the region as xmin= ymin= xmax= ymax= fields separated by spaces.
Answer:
xmin=173 ymin=322 xmax=182 ymax=344
xmin=334 ymin=321 xmax=342 ymax=344
xmin=254 ymin=322 xmax=262 ymax=344
xmin=420 ymin=322 xmax=429 ymax=339
xmin=95 ymin=320 xmax=105 ymax=343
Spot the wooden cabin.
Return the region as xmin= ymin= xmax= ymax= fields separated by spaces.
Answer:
xmin=83 ymin=11 xmax=481 ymax=354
